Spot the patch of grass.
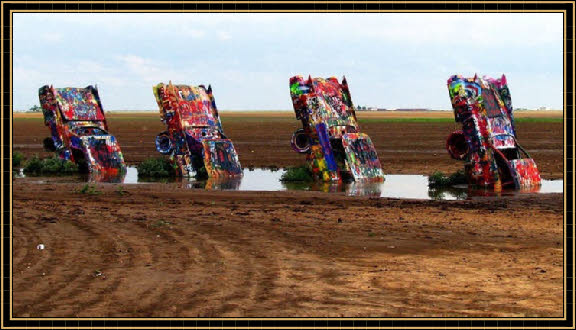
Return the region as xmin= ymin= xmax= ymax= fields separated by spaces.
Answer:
xmin=280 ymin=166 xmax=314 ymax=182
xmin=428 ymin=169 xmax=467 ymax=188
xmin=151 ymin=219 xmax=172 ymax=228
xmin=220 ymin=117 xmax=295 ymax=123
xmin=358 ymin=117 xmax=562 ymax=124
xmin=428 ymin=171 xmax=450 ymax=188
xmin=12 ymin=117 xmax=44 ymax=121
xmin=12 ymin=151 xmax=25 ymax=168
xmin=23 ymin=155 xmax=78 ymax=176
xmin=22 ymin=155 xmax=43 ymax=174
xmin=115 ymin=186 xmax=128 ymax=196
xmin=514 ymin=117 xmax=562 ymax=123
xmin=137 ymin=157 xmax=174 ymax=178
xmin=359 ymin=118 xmax=454 ymax=123
xmin=76 ymin=184 xmax=102 ymax=195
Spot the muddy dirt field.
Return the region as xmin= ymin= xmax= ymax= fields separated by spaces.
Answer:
xmin=11 ymin=111 xmax=565 ymax=317
xmin=13 ymin=111 xmax=564 ymax=179
xmin=12 ymin=181 xmax=563 ymax=317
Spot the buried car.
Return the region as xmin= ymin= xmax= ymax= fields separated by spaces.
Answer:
xmin=289 ymin=75 xmax=384 ymax=182
xmin=446 ymin=74 xmax=541 ymax=190
xmin=39 ymin=85 xmax=125 ymax=173
xmin=152 ymin=82 xmax=242 ymax=178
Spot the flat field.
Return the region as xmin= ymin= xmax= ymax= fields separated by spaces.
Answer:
xmin=12 ymin=110 xmax=563 ymax=178
xmin=10 ymin=110 xmax=565 ymax=317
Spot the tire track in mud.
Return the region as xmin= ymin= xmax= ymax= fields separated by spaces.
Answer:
xmin=20 ymin=213 xmax=228 ymax=317
xmin=12 ymin=183 xmax=563 ymax=317
xmin=175 ymin=218 xmax=360 ymax=317
xmin=12 ymin=221 xmax=42 ymax=277
xmin=78 ymin=215 xmax=282 ymax=317
xmin=107 ymin=219 xmax=277 ymax=317
xmin=61 ymin=221 xmax=143 ymax=317
xmin=54 ymin=218 xmax=178 ymax=317
xmin=176 ymin=232 xmax=273 ymax=317
xmin=104 ymin=222 xmax=202 ymax=317
xmin=13 ymin=223 xmax=79 ymax=314
xmin=12 ymin=203 xmax=80 ymax=310
xmin=13 ymin=210 xmax=118 ymax=316
xmin=13 ymin=200 xmax=144 ymax=316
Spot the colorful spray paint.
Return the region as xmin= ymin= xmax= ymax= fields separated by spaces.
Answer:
xmin=38 ymin=85 xmax=125 ymax=173
xmin=446 ymin=74 xmax=541 ymax=190
xmin=289 ymin=75 xmax=384 ymax=182
xmin=152 ymin=82 xmax=242 ymax=178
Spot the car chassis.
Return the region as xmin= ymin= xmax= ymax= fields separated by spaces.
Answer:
xmin=39 ymin=85 xmax=125 ymax=173
xmin=289 ymin=75 xmax=384 ymax=182
xmin=446 ymin=74 xmax=541 ymax=190
xmin=153 ymin=82 xmax=242 ymax=178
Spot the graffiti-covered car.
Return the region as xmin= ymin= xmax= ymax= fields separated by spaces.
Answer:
xmin=289 ymin=75 xmax=384 ymax=182
xmin=152 ymin=82 xmax=242 ymax=178
xmin=39 ymin=85 xmax=125 ymax=173
xmin=446 ymin=74 xmax=541 ymax=190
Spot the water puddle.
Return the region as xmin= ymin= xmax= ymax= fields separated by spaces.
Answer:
xmin=16 ymin=167 xmax=564 ymax=200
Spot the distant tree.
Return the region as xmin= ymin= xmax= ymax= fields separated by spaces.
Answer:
xmin=28 ymin=105 xmax=42 ymax=113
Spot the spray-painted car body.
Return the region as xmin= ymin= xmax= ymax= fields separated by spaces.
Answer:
xmin=289 ymin=75 xmax=384 ymax=182
xmin=446 ymin=74 xmax=541 ymax=190
xmin=153 ymin=82 xmax=242 ymax=178
xmin=39 ymin=85 xmax=125 ymax=173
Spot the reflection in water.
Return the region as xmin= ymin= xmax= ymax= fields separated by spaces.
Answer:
xmin=461 ymin=181 xmax=561 ymax=198
xmin=282 ymin=180 xmax=383 ymax=197
xmin=202 ymin=177 xmax=243 ymax=190
xmin=88 ymin=169 xmax=127 ymax=183
xmin=41 ymin=166 xmax=563 ymax=200
xmin=428 ymin=187 xmax=468 ymax=200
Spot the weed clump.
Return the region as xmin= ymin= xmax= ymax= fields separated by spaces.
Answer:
xmin=137 ymin=157 xmax=174 ymax=178
xmin=12 ymin=151 xmax=25 ymax=168
xmin=115 ymin=185 xmax=128 ymax=196
xmin=280 ymin=166 xmax=313 ymax=182
xmin=76 ymin=184 xmax=102 ymax=195
xmin=428 ymin=170 xmax=467 ymax=188
xmin=151 ymin=219 xmax=172 ymax=228
xmin=23 ymin=155 xmax=78 ymax=176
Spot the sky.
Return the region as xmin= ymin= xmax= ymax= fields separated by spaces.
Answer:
xmin=13 ymin=13 xmax=563 ymax=111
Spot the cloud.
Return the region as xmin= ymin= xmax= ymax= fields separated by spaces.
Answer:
xmin=12 ymin=12 xmax=563 ymax=111
xmin=217 ymin=31 xmax=232 ymax=40
xmin=117 ymin=55 xmax=169 ymax=82
xmin=184 ymin=28 xmax=206 ymax=38
xmin=39 ymin=32 xmax=62 ymax=42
